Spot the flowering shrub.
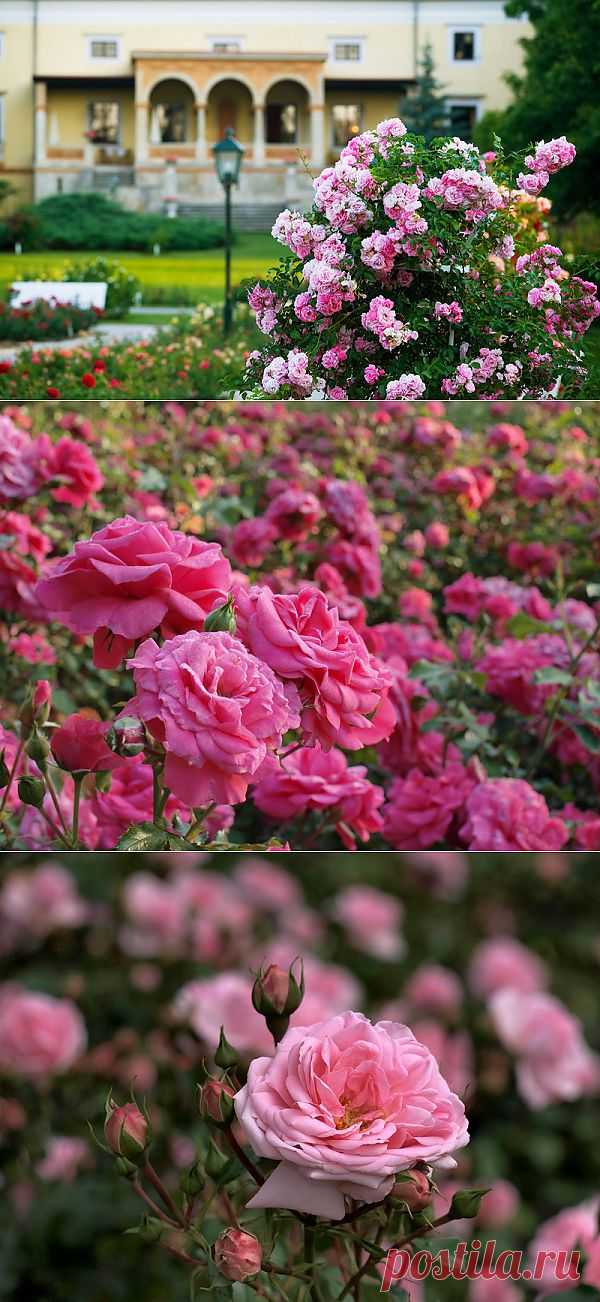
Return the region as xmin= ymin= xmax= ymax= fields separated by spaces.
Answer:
xmin=1 ymin=848 xmax=599 ymax=1301
xmin=0 ymin=298 xmax=102 ymax=342
xmin=2 ymin=399 xmax=600 ymax=852
xmin=242 ymin=122 xmax=599 ymax=399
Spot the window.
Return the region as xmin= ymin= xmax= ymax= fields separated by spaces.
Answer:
xmin=266 ymin=104 xmax=297 ymax=144
xmin=156 ymin=104 xmax=187 ymax=143
xmin=88 ymin=37 xmax=120 ymax=59
xmin=447 ymin=102 xmax=479 ymax=139
xmin=209 ymin=37 xmax=243 ymax=53
xmin=88 ymin=101 xmax=120 ymax=144
xmin=449 ymin=29 xmax=480 ymax=62
xmin=330 ymin=39 xmax=363 ymax=63
xmin=331 ymin=104 xmax=362 ymax=148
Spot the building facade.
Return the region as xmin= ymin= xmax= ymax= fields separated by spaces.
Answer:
xmin=0 ymin=1 xmax=529 ymax=219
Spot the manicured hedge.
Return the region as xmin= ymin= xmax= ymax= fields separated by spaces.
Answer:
xmin=0 ymin=193 xmax=227 ymax=253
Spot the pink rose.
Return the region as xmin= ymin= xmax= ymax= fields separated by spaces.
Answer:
xmin=123 ymin=631 xmax=299 ymax=805
xmin=51 ymin=714 xmax=124 ymax=773
xmin=468 ymin=937 xmax=547 ymax=998
xmin=37 ymin=434 xmax=104 ymax=508
xmin=265 ymin=488 xmax=322 ymax=541
xmin=0 ymin=861 xmax=88 ymax=936
xmin=174 ymin=972 xmax=273 ymax=1055
xmin=478 ymin=1179 xmax=520 ymax=1228
xmin=36 ymin=1136 xmax=91 ymax=1182
xmin=0 ymin=417 xmax=42 ymax=502
xmin=489 ymin=989 xmax=600 ymax=1108
xmin=404 ymin=965 xmax=463 ymax=1018
xmin=35 ymin=515 xmax=232 ymax=668
xmin=528 ymin=1199 xmax=599 ymax=1294
xmin=330 ymin=885 xmax=404 ymax=959
xmin=235 ymin=1012 xmax=469 ymax=1219
xmin=383 ymin=762 xmax=475 ymax=850
xmin=230 ymin=518 xmax=277 ymax=567
xmin=253 ymin=746 xmax=384 ymax=849
xmin=0 ymin=987 xmax=86 ymax=1078
xmin=93 ymin=756 xmax=190 ymax=850
xmin=460 ymin=779 xmax=568 ymax=851
xmin=235 ymin=585 xmax=395 ymax=750
xmin=0 ymin=510 xmax=51 ymax=615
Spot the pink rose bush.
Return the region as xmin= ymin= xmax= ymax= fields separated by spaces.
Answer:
xmin=243 ymin=122 xmax=598 ymax=399
xmin=2 ymin=847 xmax=600 ymax=1298
xmin=2 ymin=399 xmax=600 ymax=851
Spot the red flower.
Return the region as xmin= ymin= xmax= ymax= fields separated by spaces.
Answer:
xmin=0 ymin=361 xmax=12 ymax=373
xmin=47 ymin=387 xmax=60 ymax=398
xmin=92 ymin=360 xmax=106 ymax=372
xmin=81 ymin=373 xmax=97 ymax=389
xmin=108 ymin=378 xmax=121 ymax=388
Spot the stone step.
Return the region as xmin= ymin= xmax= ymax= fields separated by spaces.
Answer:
xmin=176 ymin=202 xmax=286 ymax=231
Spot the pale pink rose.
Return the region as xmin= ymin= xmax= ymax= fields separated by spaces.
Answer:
xmin=173 ymin=972 xmax=273 ymax=1055
xmin=584 ymin=1237 xmax=600 ymax=1289
xmin=0 ymin=987 xmax=87 ymax=1078
xmin=0 ymin=417 xmax=43 ymax=501
xmin=330 ymin=885 xmax=404 ymax=959
xmin=0 ymin=862 xmax=88 ymax=938
xmin=410 ymin=1019 xmax=475 ymax=1099
xmin=468 ymin=938 xmax=547 ymax=998
xmin=123 ymin=631 xmax=299 ymax=806
xmin=528 ymin=1199 xmax=599 ymax=1294
xmin=235 ymin=585 xmax=395 ymax=750
xmin=35 ymin=515 xmax=232 ymax=668
xmin=404 ymin=851 xmax=469 ymax=898
xmin=470 ymin=1280 xmax=522 ymax=1302
xmin=489 ymin=989 xmax=600 ymax=1108
xmin=403 ymin=965 xmax=463 ymax=1018
xmin=235 ymin=1012 xmax=469 ymax=1219
xmin=478 ymin=1179 xmax=520 ymax=1227
xmin=36 ymin=1136 xmax=91 ymax=1182
xmin=233 ymin=858 xmax=303 ymax=913
xmin=460 ymin=779 xmax=568 ymax=851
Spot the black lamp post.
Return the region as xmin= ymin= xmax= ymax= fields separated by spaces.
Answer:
xmin=212 ymin=127 xmax=244 ymax=335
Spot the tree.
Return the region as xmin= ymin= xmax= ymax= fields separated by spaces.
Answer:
xmin=401 ymin=43 xmax=451 ymax=142
xmin=475 ymin=0 xmax=600 ymax=217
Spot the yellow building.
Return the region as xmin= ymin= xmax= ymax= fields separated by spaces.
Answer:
xmin=0 ymin=1 xmax=530 ymax=220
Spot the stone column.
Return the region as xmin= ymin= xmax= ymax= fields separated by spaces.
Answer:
xmin=310 ymin=102 xmax=325 ymax=170
xmin=253 ymin=102 xmax=265 ymax=165
xmin=164 ymin=158 xmax=178 ymax=217
xmin=195 ymin=101 xmax=207 ymax=161
xmin=135 ymin=101 xmax=149 ymax=164
xmin=34 ymin=80 xmax=47 ymax=163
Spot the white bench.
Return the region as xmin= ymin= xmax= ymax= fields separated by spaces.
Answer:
xmin=10 ymin=281 xmax=108 ymax=311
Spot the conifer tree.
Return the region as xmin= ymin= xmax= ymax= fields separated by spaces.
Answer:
xmin=401 ymin=43 xmax=451 ymax=142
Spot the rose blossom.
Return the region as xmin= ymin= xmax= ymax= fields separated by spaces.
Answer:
xmin=122 ymin=630 xmax=299 ymax=806
xmin=528 ymin=1199 xmax=599 ymax=1295
xmin=460 ymin=779 xmax=568 ymax=851
xmin=468 ymin=937 xmax=547 ymax=999
xmin=253 ymin=747 xmax=384 ymax=849
xmin=235 ymin=1012 xmax=469 ymax=1219
xmin=0 ymin=987 xmax=86 ymax=1078
xmin=330 ymin=885 xmax=404 ymax=959
xmin=265 ymin=488 xmax=322 ymax=541
xmin=36 ymin=1136 xmax=91 ymax=1183
xmin=489 ymin=989 xmax=600 ymax=1108
xmin=235 ymin=585 xmax=395 ymax=750
xmin=35 ymin=515 xmax=232 ymax=669
xmin=51 ymin=714 xmax=124 ymax=773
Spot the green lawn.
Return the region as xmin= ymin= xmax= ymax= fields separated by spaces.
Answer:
xmin=0 ymin=233 xmax=278 ymax=306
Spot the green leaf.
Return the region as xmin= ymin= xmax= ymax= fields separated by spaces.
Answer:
xmin=115 ymin=821 xmax=171 ymax=851
xmin=532 ymin=667 xmax=572 ymax=686
xmin=505 ymin=613 xmax=553 ymax=638
xmin=572 ymin=725 xmax=600 ymax=754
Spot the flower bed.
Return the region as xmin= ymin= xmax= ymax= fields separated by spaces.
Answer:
xmin=243 ymin=122 xmax=599 ymax=399
xmin=0 ymin=297 xmax=103 ymax=342
xmin=0 ymin=306 xmax=256 ymax=398
xmin=0 ymin=847 xmax=599 ymax=1301
xmin=2 ymin=400 xmax=600 ymax=853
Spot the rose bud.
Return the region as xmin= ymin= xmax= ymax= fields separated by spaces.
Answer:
xmin=204 ymin=595 xmax=236 ymax=634
xmin=214 ymin=1229 xmax=262 ymax=1282
xmin=19 ymin=680 xmax=52 ymax=732
xmin=198 ymin=1078 xmax=236 ymax=1126
xmin=25 ymin=728 xmax=51 ymax=771
xmin=51 ymin=714 xmax=124 ymax=775
xmin=104 ymin=1100 xmax=150 ymax=1163
xmin=392 ymin=1168 xmax=432 ymax=1212
xmin=252 ymin=961 xmax=304 ymax=1043
xmin=214 ymin=1027 xmax=238 ymax=1070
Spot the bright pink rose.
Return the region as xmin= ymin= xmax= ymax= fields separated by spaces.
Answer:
xmin=253 ymin=747 xmax=384 ymax=849
xmin=37 ymin=434 xmax=104 ymax=508
xmin=0 ymin=987 xmax=86 ymax=1078
xmin=460 ymin=779 xmax=568 ymax=851
xmin=383 ymin=761 xmax=475 ymax=850
xmin=0 ymin=510 xmax=51 ymax=615
xmin=324 ymin=537 xmax=382 ymax=599
xmin=0 ymin=724 xmax=27 ymax=812
xmin=35 ymin=515 xmax=232 ymax=668
xmin=230 ymin=518 xmax=277 ymax=567
xmin=93 ymin=756 xmax=189 ymax=849
xmin=0 ymin=417 xmax=42 ymax=501
xmin=330 ymin=885 xmax=404 ymax=959
xmin=19 ymin=780 xmax=99 ymax=851
xmin=123 ymin=630 xmax=298 ymax=805
xmin=489 ymin=989 xmax=600 ymax=1108
xmin=528 ymin=1199 xmax=599 ymax=1294
xmin=235 ymin=585 xmax=395 ymax=750
xmin=468 ymin=937 xmax=547 ymax=998
xmin=265 ymin=488 xmax=322 ymax=541
xmin=51 ymin=714 xmax=124 ymax=773
xmin=235 ymin=1012 xmax=469 ymax=1219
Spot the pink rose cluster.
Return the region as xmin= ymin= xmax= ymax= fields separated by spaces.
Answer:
xmin=0 ymin=413 xmax=103 ymax=508
xmin=244 ymin=117 xmax=594 ymax=399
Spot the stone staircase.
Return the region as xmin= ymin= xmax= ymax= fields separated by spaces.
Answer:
xmin=176 ymin=202 xmax=286 ymax=231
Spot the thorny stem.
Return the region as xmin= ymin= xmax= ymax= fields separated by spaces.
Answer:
xmin=132 ymin=1179 xmax=179 ymax=1228
xmin=143 ymin=1161 xmax=188 ymax=1227
xmin=224 ymin=1127 xmax=265 ymax=1187
xmin=0 ymin=738 xmax=25 ymax=816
